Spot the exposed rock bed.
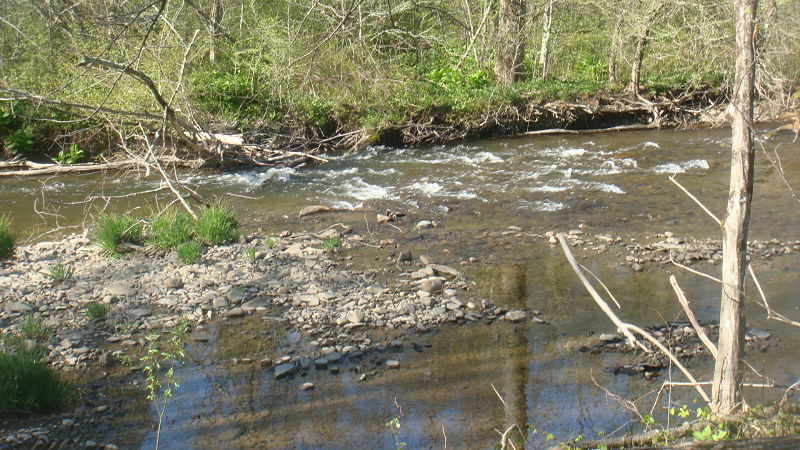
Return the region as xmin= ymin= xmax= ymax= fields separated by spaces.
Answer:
xmin=578 ymin=321 xmax=773 ymax=379
xmin=0 ymin=230 xmax=540 ymax=373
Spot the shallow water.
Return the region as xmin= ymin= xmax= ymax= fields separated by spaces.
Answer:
xmin=2 ymin=126 xmax=799 ymax=448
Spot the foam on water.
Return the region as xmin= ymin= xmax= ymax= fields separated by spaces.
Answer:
xmin=651 ymin=159 xmax=710 ymax=174
xmin=407 ymin=182 xmax=443 ymax=195
xmin=339 ymin=177 xmax=394 ymax=201
xmin=201 ymin=167 xmax=297 ymax=186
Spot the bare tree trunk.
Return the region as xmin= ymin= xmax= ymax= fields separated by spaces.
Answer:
xmin=608 ymin=11 xmax=623 ymax=84
xmin=628 ymin=28 xmax=650 ymax=93
xmin=538 ymin=0 xmax=554 ymax=79
xmin=208 ymin=0 xmax=222 ymax=63
xmin=494 ymin=0 xmax=526 ymax=85
xmin=711 ymin=0 xmax=758 ymax=415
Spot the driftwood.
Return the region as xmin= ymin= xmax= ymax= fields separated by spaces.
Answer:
xmin=522 ymin=123 xmax=659 ymax=136
xmin=0 ymin=158 xmax=202 ymax=178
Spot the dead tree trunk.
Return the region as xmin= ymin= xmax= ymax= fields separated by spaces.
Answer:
xmin=711 ymin=0 xmax=758 ymax=415
xmin=538 ymin=0 xmax=554 ymax=79
xmin=628 ymin=27 xmax=650 ymax=93
xmin=495 ymin=0 xmax=526 ymax=84
xmin=608 ymin=11 xmax=623 ymax=84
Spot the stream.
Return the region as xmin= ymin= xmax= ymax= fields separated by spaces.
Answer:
xmin=2 ymin=126 xmax=800 ymax=448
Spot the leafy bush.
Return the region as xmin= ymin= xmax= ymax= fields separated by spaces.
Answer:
xmin=322 ymin=236 xmax=342 ymax=250
xmin=94 ymin=213 xmax=142 ymax=255
xmin=194 ymin=204 xmax=240 ymax=245
xmin=85 ymin=302 xmax=108 ymax=320
xmin=148 ymin=209 xmax=194 ymax=250
xmin=176 ymin=242 xmax=202 ymax=264
xmin=0 ymin=216 xmax=14 ymax=260
xmin=3 ymin=129 xmax=34 ymax=155
xmin=0 ymin=335 xmax=72 ymax=415
xmin=47 ymin=264 xmax=74 ymax=283
xmin=53 ymin=143 xmax=86 ymax=165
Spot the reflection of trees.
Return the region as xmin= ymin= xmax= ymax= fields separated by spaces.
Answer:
xmin=500 ymin=263 xmax=528 ymax=307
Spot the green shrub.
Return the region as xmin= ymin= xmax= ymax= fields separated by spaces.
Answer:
xmin=0 ymin=216 xmax=14 ymax=260
xmin=85 ymin=302 xmax=107 ymax=320
xmin=20 ymin=316 xmax=50 ymax=339
xmin=244 ymin=247 xmax=257 ymax=260
xmin=194 ymin=204 xmax=240 ymax=245
xmin=177 ymin=242 xmax=202 ymax=264
xmin=3 ymin=129 xmax=34 ymax=155
xmin=0 ymin=336 xmax=72 ymax=415
xmin=94 ymin=213 xmax=142 ymax=255
xmin=264 ymin=237 xmax=275 ymax=249
xmin=47 ymin=264 xmax=73 ymax=283
xmin=53 ymin=143 xmax=86 ymax=165
xmin=148 ymin=209 xmax=194 ymax=250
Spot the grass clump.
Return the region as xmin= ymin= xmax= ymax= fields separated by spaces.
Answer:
xmin=264 ymin=236 xmax=275 ymax=249
xmin=0 ymin=216 xmax=15 ymax=260
xmin=47 ymin=264 xmax=73 ymax=283
xmin=193 ymin=204 xmax=240 ymax=245
xmin=0 ymin=335 xmax=72 ymax=415
xmin=85 ymin=302 xmax=108 ymax=320
xmin=20 ymin=315 xmax=50 ymax=339
xmin=148 ymin=209 xmax=194 ymax=250
xmin=244 ymin=247 xmax=257 ymax=260
xmin=94 ymin=213 xmax=142 ymax=255
xmin=177 ymin=242 xmax=202 ymax=264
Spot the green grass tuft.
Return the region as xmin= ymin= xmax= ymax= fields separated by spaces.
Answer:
xmin=193 ymin=204 xmax=240 ymax=246
xmin=47 ymin=264 xmax=73 ymax=283
xmin=264 ymin=237 xmax=275 ymax=249
xmin=244 ymin=247 xmax=257 ymax=260
xmin=322 ymin=236 xmax=342 ymax=250
xmin=0 ymin=335 xmax=72 ymax=415
xmin=85 ymin=302 xmax=108 ymax=320
xmin=148 ymin=209 xmax=194 ymax=250
xmin=177 ymin=242 xmax=202 ymax=264
xmin=94 ymin=213 xmax=142 ymax=256
xmin=0 ymin=216 xmax=15 ymax=260
xmin=20 ymin=315 xmax=50 ymax=339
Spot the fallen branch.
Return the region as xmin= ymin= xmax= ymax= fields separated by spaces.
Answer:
xmin=0 ymin=158 xmax=202 ymax=178
xmin=670 ymin=275 xmax=718 ymax=358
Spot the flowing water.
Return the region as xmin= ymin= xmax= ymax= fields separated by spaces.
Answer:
xmin=2 ymin=126 xmax=800 ymax=448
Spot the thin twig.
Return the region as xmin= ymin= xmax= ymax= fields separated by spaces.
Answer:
xmin=669 ymin=275 xmax=718 ymax=358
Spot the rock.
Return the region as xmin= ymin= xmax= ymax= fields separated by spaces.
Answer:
xmin=598 ymin=333 xmax=619 ymax=342
xmin=386 ymin=360 xmax=400 ymax=369
xmin=107 ymin=283 xmax=137 ymax=297
xmin=397 ymin=250 xmax=413 ymax=263
xmin=347 ymin=310 xmax=365 ymax=324
xmin=224 ymin=308 xmax=246 ymax=318
xmin=745 ymin=328 xmax=771 ymax=341
xmin=300 ymin=382 xmax=315 ymax=391
xmin=226 ymin=289 xmax=246 ymax=304
xmin=164 ymin=277 xmax=183 ymax=289
xmin=430 ymin=306 xmax=446 ymax=316
xmin=314 ymin=358 xmax=328 ymax=369
xmin=274 ymin=362 xmax=298 ymax=379
xmin=416 ymin=220 xmax=435 ymax=229
xmin=419 ymin=255 xmax=431 ymax=265
xmin=631 ymin=263 xmax=643 ymax=272
xmin=298 ymin=294 xmax=320 ymax=306
xmin=242 ymin=297 xmax=268 ymax=310
xmin=377 ymin=214 xmax=391 ymax=224
xmin=98 ymin=352 xmax=116 ymax=366
xmin=504 ymin=310 xmax=526 ymax=322
xmin=326 ymin=352 xmax=342 ymax=363
xmin=419 ymin=278 xmax=444 ymax=293
xmin=299 ymin=205 xmax=333 ymax=218
xmin=317 ymin=229 xmax=341 ymax=239
xmin=5 ymin=302 xmax=33 ymax=312
xmin=285 ymin=243 xmax=304 ymax=257
xmin=548 ymin=236 xmax=558 ymax=245
xmin=213 ymin=297 xmax=229 ymax=308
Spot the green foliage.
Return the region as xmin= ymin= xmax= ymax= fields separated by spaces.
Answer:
xmin=264 ymin=237 xmax=275 ymax=249
xmin=176 ymin=242 xmax=202 ymax=264
xmin=692 ymin=424 xmax=729 ymax=442
xmin=53 ymin=143 xmax=86 ymax=165
xmin=148 ymin=209 xmax=194 ymax=250
xmin=193 ymin=204 xmax=240 ymax=246
xmin=85 ymin=302 xmax=108 ymax=320
xmin=20 ymin=315 xmax=50 ymax=339
xmin=3 ymin=129 xmax=34 ymax=155
xmin=94 ymin=213 xmax=142 ymax=256
xmin=0 ymin=216 xmax=15 ymax=260
xmin=0 ymin=334 xmax=71 ymax=415
xmin=244 ymin=247 xmax=257 ymax=260
xmin=47 ymin=264 xmax=74 ymax=283
xmin=322 ymin=236 xmax=342 ymax=250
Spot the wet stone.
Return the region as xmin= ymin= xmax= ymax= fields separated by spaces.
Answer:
xmin=386 ymin=360 xmax=400 ymax=369
xmin=326 ymin=352 xmax=342 ymax=363
xmin=314 ymin=358 xmax=329 ymax=370
xmin=504 ymin=310 xmax=526 ymax=323
xmin=274 ymin=362 xmax=298 ymax=379
xmin=300 ymin=382 xmax=315 ymax=391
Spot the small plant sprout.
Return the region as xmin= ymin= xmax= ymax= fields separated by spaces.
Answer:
xmin=177 ymin=242 xmax=202 ymax=264
xmin=244 ymin=246 xmax=257 ymax=260
xmin=47 ymin=264 xmax=74 ymax=283
xmin=141 ymin=320 xmax=188 ymax=450
xmin=85 ymin=302 xmax=108 ymax=320
xmin=264 ymin=236 xmax=275 ymax=249
xmin=322 ymin=236 xmax=342 ymax=251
